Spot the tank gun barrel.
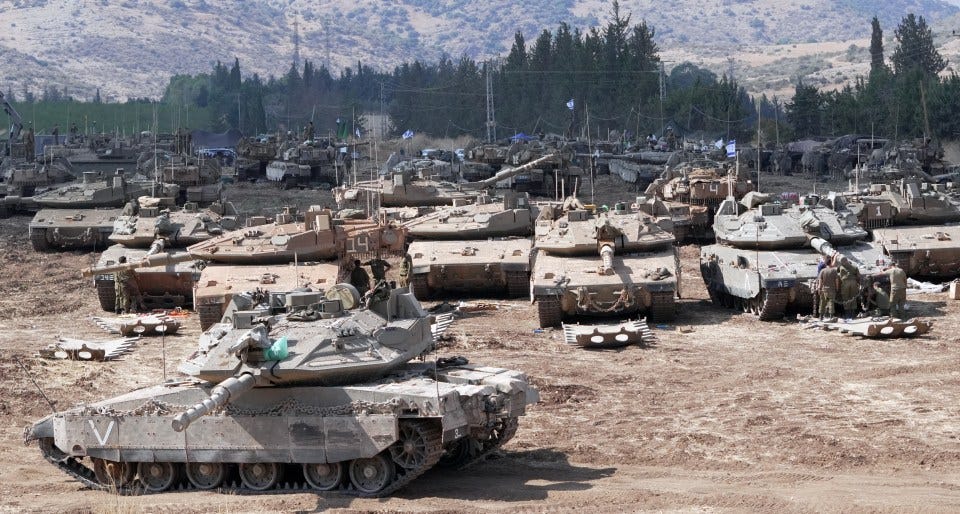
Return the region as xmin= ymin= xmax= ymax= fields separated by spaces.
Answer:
xmin=81 ymin=250 xmax=196 ymax=277
xmin=809 ymin=237 xmax=856 ymax=273
xmin=464 ymin=154 xmax=557 ymax=189
xmin=171 ymin=373 xmax=256 ymax=432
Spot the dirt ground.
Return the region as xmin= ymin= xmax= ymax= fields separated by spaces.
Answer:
xmin=2 ymin=175 xmax=960 ymax=512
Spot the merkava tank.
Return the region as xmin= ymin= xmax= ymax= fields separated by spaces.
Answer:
xmin=845 ymin=178 xmax=960 ymax=229
xmin=700 ymin=192 xmax=887 ymax=319
xmin=407 ymin=238 xmax=533 ymax=299
xmin=29 ymin=170 xmax=154 ymax=209
xmin=139 ymin=153 xmax=223 ymax=205
xmin=0 ymin=158 xmax=75 ymax=198
xmin=93 ymin=242 xmax=200 ymax=312
xmin=395 ymin=191 xmax=536 ymax=240
xmin=25 ymin=285 xmax=538 ymax=496
xmin=531 ymin=196 xmax=679 ymax=327
xmin=29 ymin=207 xmax=124 ymax=251
xmin=870 ymin=225 xmax=960 ymax=278
xmin=644 ymin=160 xmax=754 ymax=241
xmin=108 ymin=198 xmax=241 ymax=248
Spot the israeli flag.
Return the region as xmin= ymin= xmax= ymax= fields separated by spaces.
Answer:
xmin=714 ymin=138 xmax=724 ymax=149
xmin=566 ymin=98 xmax=574 ymax=110
xmin=402 ymin=129 xmax=414 ymax=139
xmin=355 ymin=127 xmax=361 ymax=138
xmin=726 ymin=140 xmax=736 ymax=158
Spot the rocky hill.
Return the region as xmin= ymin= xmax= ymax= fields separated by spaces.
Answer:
xmin=0 ymin=0 xmax=957 ymax=101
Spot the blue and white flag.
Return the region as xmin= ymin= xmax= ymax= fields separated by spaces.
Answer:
xmin=726 ymin=140 xmax=736 ymax=158
xmin=355 ymin=127 xmax=361 ymax=138
xmin=714 ymin=138 xmax=724 ymax=149
xmin=566 ymin=98 xmax=575 ymax=110
xmin=401 ymin=129 xmax=414 ymax=139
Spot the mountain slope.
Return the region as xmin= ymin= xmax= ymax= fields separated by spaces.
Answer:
xmin=0 ymin=0 xmax=956 ymax=101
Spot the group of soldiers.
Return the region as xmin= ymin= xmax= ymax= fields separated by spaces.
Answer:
xmin=348 ymin=253 xmax=414 ymax=298
xmin=816 ymin=258 xmax=908 ymax=319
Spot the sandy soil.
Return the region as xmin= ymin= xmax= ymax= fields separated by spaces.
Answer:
xmin=2 ymin=176 xmax=960 ymax=513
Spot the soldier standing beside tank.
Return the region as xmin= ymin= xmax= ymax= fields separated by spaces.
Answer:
xmin=51 ymin=124 xmax=59 ymax=146
xmin=364 ymin=256 xmax=392 ymax=284
xmin=398 ymin=252 xmax=412 ymax=288
xmin=838 ymin=266 xmax=860 ymax=316
xmin=867 ymin=281 xmax=890 ymax=316
xmin=349 ymin=259 xmax=371 ymax=294
xmin=817 ymin=258 xmax=839 ymax=319
xmin=887 ymin=262 xmax=908 ymax=319
xmin=114 ymin=256 xmax=146 ymax=314
xmin=303 ymin=121 xmax=314 ymax=142
xmin=24 ymin=125 xmax=35 ymax=161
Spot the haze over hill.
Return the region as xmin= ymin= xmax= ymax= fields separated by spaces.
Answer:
xmin=0 ymin=0 xmax=958 ymax=102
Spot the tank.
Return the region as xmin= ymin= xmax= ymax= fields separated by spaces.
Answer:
xmin=29 ymin=207 xmax=123 ymax=251
xmin=1 ymin=158 xmax=75 ymax=198
xmin=408 ymin=238 xmax=532 ymax=299
xmin=25 ymin=285 xmax=538 ymax=496
xmin=644 ymin=160 xmax=754 ymax=241
xmin=871 ymin=224 xmax=960 ymax=278
xmin=701 ymin=194 xmax=887 ymax=319
xmin=193 ymin=261 xmax=341 ymax=329
xmin=398 ymin=191 xmax=536 ymax=240
xmin=531 ymin=197 xmax=679 ymax=327
xmin=28 ymin=170 xmax=154 ymax=209
xmin=93 ymin=243 xmax=201 ymax=312
xmin=845 ymin=179 xmax=960 ymax=228
xmin=109 ymin=198 xmax=241 ymax=248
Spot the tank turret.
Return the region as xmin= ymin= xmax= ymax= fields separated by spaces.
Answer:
xmin=82 ymin=249 xmax=197 ymax=277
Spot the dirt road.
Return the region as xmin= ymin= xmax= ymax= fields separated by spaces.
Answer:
xmin=2 ymin=180 xmax=960 ymax=512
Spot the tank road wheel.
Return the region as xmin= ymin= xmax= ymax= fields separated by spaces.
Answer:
xmin=536 ymin=295 xmax=562 ymax=328
xmin=30 ymin=228 xmax=50 ymax=252
xmin=438 ymin=438 xmax=480 ymax=468
xmin=96 ymin=278 xmax=117 ymax=312
xmin=348 ymin=453 xmax=395 ymax=495
xmin=389 ymin=421 xmax=440 ymax=470
xmin=648 ymin=291 xmax=676 ymax=322
xmin=238 ymin=462 xmax=283 ymax=491
xmin=302 ymin=462 xmax=343 ymax=491
xmin=197 ymin=303 xmax=223 ymax=331
xmin=505 ymin=271 xmax=530 ymax=298
xmin=410 ymin=274 xmax=431 ymax=300
xmin=137 ymin=462 xmax=180 ymax=492
xmin=93 ymin=458 xmax=135 ymax=488
xmin=185 ymin=462 xmax=227 ymax=490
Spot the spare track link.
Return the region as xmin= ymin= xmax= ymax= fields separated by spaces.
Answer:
xmin=536 ymin=295 xmax=562 ymax=328
xmin=648 ymin=291 xmax=676 ymax=322
xmin=37 ymin=419 xmax=445 ymax=498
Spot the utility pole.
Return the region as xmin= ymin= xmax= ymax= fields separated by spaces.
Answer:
xmin=293 ymin=17 xmax=301 ymax=70
xmin=485 ymin=60 xmax=497 ymax=143
xmin=659 ymin=61 xmax=665 ymax=137
xmin=379 ymin=82 xmax=385 ymax=140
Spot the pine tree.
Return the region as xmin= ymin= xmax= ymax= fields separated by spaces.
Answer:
xmin=869 ymin=16 xmax=886 ymax=75
xmin=891 ymin=14 xmax=945 ymax=77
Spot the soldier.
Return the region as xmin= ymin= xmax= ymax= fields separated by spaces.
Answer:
xmin=365 ymin=279 xmax=391 ymax=308
xmin=69 ymin=122 xmax=79 ymax=143
xmin=349 ymin=259 xmax=371 ymax=294
xmin=51 ymin=124 xmax=59 ymax=145
xmin=114 ymin=256 xmax=146 ymax=314
xmin=303 ymin=121 xmax=314 ymax=142
xmin=364 ymin=256 xmax=392 ymax=283
xmin=397 ymin=252 xmax=412 ymax=288
xmin=867 ymin=281 xmax=890 ymax=316
xmin=887 ymin=262 xmax=908 ymax=319
xmin=817 ymin=258 xmax=839 ymax=319
xmin=838 ymin=266 xmax=860 ymax=316
xmin=24 ymin=125 xmax=35 ymax=162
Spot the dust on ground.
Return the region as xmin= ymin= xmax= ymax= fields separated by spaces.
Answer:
xmin=1 ymin=176 xmax=960 ymax=512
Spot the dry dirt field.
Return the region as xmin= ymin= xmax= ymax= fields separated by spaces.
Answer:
xmin=2 ymin=176 xmax=960 ymax=513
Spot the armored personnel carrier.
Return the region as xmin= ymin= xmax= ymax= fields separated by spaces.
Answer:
xmin=26 ymin=285 xmax=538 ymax=496
xmin=701 ymin=193 xmax=886 ymax=319
xmin=531 ymin=197 xmax=679 ymax=327
xmin=29 ymin=207 xmax=123 ymax=251
xmin=109 ymin=199 xmax=241 ymax=248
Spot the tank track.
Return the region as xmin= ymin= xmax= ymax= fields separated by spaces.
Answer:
xmin=505 ymin=271 xmax=529 ymax=298
xmin=36 ymin=419 xmax=445 ymax=497
xmin=708 ymin=287 xmax=790 ymax=321
xmin=647 ymin=291 xmax=676 ymax=322
xmin=197 ymin=303 xmax=224 ymax=331
xmin=536 ymin=295 xmax=562 ymax=328
xmin=410 ymin=274 xmax=431 ymax=300
xmin=29 ymin=228 xmax=50 ymax=252
xmin=757 ymin=288 xmax=790 ymax=320
xmin=439 ymin=416 xmax=520 ymax=470
xmin=95 ymin=278 xmax=116 ymax=312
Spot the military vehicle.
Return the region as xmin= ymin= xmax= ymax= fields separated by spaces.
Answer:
xmin=1 ymin=158 xmax=75 ymax=197
xmin=93 ymin=243 xmax=200 ymax=312
xmin=19 ymin=170 xmax=155 ymax=210
xmin=398 ymin=191 xmax=535 ymax=240
xmin=644 ymin=160 xmax=754 ymax=241
xmin=408 ymin=238 xmax=532 ymax=299
xmin=531 ymin=197 xmax=679 ymax=327
xmin=845 ymin=179 xmax=960 ymax=229
xmin=871 ymin=225 xmax=960 ymax=278
xmin=109 ymin=199 xmax=241 ymax=248
xmin=29 ymin=207 xmax=123 ymax=251
xmin=701 ymin=193 xmax=887 ymax=319
xmin=193 ymin=261 xmax=341 ymax=329
xmin=26 ymin=285 xmax=538 ymax=496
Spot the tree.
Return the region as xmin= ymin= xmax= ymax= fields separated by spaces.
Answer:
xmin=786 ymin=80 xmax=823 ymax=138
xmin=891 ymin=14 xmax=945 ymax=78
xmin=869 ymin=16 xmax=886 ymax=76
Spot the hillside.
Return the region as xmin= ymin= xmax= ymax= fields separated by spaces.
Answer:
xmin=0 ymin=0 xmax=957 ymax=102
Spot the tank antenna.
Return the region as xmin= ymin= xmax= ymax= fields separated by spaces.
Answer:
xmin=15 ymin=356 xmax=57 ymax=414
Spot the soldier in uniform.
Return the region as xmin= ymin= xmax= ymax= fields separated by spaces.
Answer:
xmin=51 ymin=124 xmax=59 ymax=145
xmin=817 ymin=258 xmax=839 ymax=319
xmin=303 ymin=121 xmax=314 ymax=142
xmin=114 ymin=256 xmax=145 ymax=314
xmin=363 ymin=256 xmax=392 ymax=283
xmin=349 ymin=259 xmax=371 ymax=294
xmin=887 ymin=262 xmax=908 ymax=319
xmin=397 ymin=252 xmax=412 ymax=288
xmin=867 ymin=281 xmax=890 ymax=316
xmin=24 ymin=125 xmax=35 ymax=161
xmin=838 ymin=265 xmax=860 ymax=316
